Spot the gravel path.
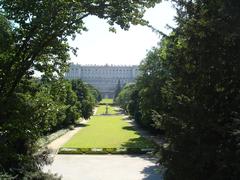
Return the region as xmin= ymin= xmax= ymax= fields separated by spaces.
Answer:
xmin=43 ymin=155 xmax=162 ymax=180
xmin=47 ymin=122 xmax=86 ymax=154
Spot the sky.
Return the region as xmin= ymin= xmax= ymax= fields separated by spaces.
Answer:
xmin=68 ymin=1 xmax=176 ymax=66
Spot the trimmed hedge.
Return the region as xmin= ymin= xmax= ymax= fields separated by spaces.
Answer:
xmin=58 ymin=147 xmax=156 ymax=155
xmin=99 ymin=102 xmax=116 ymax=106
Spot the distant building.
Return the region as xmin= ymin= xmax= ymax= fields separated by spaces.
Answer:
xmin=65 ymin=64 xmax=139 ymax=98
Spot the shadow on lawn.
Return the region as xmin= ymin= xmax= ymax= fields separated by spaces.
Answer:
xmin=110 ymin=106 xmax=123 ymax=115
xmin=74 ymin=124 xmax=89 ymax=128
xmin=121 ymin=136 xmax=156 ymax=149
xmin=122 ymin=125 xmax=135 ymax=131
xmin=115 ymin=108 xmax=125 ymax=114
xmin=96 ymin=112 xmax=121 ymax=116
xmin=121 ymin=125 xmax=156 ymax=148
xmin=121 ymin=124 xmax=158 ymax=152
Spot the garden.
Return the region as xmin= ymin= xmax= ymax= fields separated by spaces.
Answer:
xmin=59 ymin=101 xmax=156 ymax=154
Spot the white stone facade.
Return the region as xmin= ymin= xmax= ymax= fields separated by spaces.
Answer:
xmin=65 ymin=64 xmax=139 ymax=98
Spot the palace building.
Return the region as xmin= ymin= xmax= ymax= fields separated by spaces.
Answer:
xmin=65 ymin=64 xmax=139 ymax=98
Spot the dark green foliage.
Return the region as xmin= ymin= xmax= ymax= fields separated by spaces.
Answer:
xmin=86 ymin=84 xmax=102 ymax=103
xmin=115 ymin=83 xmax=144 ymax=127
xmin=121 ymin=43 xmax=171 ymax=133
xmin=0 ymin=14 xmax=13 ymax=53
xmin=114 ymin=79 xmax=122 ymax=100
xmin=158 ymin=1 xmax=240 ymax=179
xmin=128 ymin=88 xmax=142 ymax=125
xmin=136 ymin=45 xmax=173 ymax=132
xmin=47 ymin=79 xmax=81 ymax=127
xmin=71 ymin=79 xmax=100 ymax=119
xmin=114 ymin=0 xmax=240 ymax=179
xmin=122 ymin=0 xmax=240 ymax=179
xmin=0 ymin=78 xmax=82 ymax=177
xmin=115 ymin=83 xmax=136 ymax=112
xmin=1 ymin=80 xmax=50 ymax=177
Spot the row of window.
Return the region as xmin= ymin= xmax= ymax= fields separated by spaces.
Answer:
xmin=71 ymin=68 xmax=137 ymax=72
xmin=83 ymin=79 xmax=130 ymax=83
xmin=65 ymin=76 xmax=130 ymax=84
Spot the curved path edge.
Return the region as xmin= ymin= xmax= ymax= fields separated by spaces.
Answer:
xmin=47 ymin=120 xmax=88 ymax=154
xmin=47 ymin=107 xmax=97 ymax=154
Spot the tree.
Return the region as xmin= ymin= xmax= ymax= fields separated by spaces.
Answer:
xmin=120 ymin=1 xmax=240 ymax=179
xmin=0 ymin=14 xmax=13 ymax=53
xmin=0 ymin=79 xmax=62 ymax=178
xmin=154 ymin=1 xmax=240 ymax=179
xmin=128 ymin=88 xmax=142 ymax=123
xmin=71 ymin=79 xmax=95 ymax=119
xmin=132 ymin=41 xmax=172 ymax=132
xmin=0 ymin=0 xmax=161 ymax=104
xmin=86 ymin=84 xmax=102 ymax=103
xmin=48 ymin=79 xmax=81 ymax=127
xmin=114 ymin=79 xmax=122 ymax=100
xmin=115 ymin=83 xmax=136 ymax=111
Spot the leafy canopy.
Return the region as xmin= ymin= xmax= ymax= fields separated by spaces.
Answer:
xmin=0 ymin=0 xmax=161 ymax=101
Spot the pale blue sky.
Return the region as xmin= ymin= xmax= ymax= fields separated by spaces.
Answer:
xmin=68 ymin=1 xmax=176 ymax=65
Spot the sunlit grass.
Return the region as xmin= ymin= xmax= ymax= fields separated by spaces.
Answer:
xmin=62 ymin=115 xmax=155 ymax=149
xmin=100 ymin=98 xmax=113 ymax=104
xmin=95 ymin=105 xmax=118 ymax=115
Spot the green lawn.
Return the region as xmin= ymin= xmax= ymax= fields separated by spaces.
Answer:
xmin=62 ymin=115 xmax=155 ymax=149
xmin=95 ymin=105 xmax=118 ymax=115
xmin=100 ymin=98 xmax=113 ymax=104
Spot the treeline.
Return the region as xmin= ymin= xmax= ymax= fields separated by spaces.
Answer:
xmin=0 ymin=77 xmax=101 ymax=178
xmin=116 ymin=1 xmax=240 ymax=179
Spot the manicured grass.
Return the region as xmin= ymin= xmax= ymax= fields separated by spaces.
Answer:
xmin=62 ymin=115 xmax=155 ymax=149
xmin=100 ymin=98 xmax=113 ymax=104
xmin=95 ymin=105 xmax=118 ymax=115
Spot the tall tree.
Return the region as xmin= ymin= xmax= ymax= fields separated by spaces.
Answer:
xmin=114 ymin=79 xmax=122 ymax=100
xmin=0 ymin=0 xmax=161 ymax=103
xmin=71 ymin=79 xmax=95 ymax=119
xmin=136 ymin=44 xmax=172 ymax=131
xmin=155 ymin=1 xmax=240 ymax=179
xmin=122 ymin=1 xmax=240 ymax=179
xmin=115 ymin=83 xmax=136 ymax=111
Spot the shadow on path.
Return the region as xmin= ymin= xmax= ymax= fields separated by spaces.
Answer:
xmin=141 ymin=165 xmax=163 ymax=180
